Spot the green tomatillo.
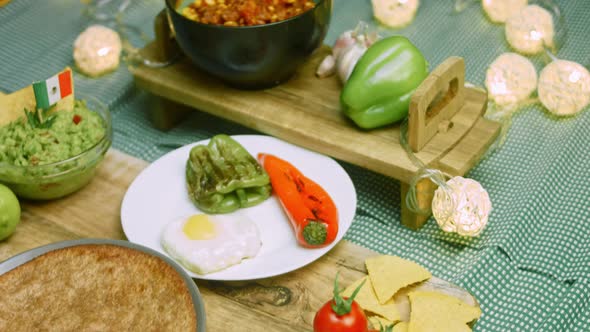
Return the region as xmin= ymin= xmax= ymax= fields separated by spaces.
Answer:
xmin=340 ymin=35 xmax=429 ymax=129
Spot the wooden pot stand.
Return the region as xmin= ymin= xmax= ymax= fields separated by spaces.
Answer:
xmin=130 ymin=26 xmax=500 ymax=231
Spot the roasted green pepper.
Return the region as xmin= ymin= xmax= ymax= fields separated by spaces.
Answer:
xmin=186 ymin=134 xmax=271 ymax=213
xmin=340 ymin=36 xmax=429 ymax=129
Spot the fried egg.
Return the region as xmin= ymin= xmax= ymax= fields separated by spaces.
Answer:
xmin=161 ymin=213 xmax=262 ymax=275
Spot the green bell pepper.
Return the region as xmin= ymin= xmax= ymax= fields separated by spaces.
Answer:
xmin=186 ymin=134 xmax=271 ymax=214
xmin=340 ymin=36 xmax=429 ymax=129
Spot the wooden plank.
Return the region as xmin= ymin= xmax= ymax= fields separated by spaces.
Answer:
xmin=0 ymin=149 xmax=478 ymax=331
xmin=0 ymin=211 xmax=80 ymax=261
xmin=150 ymin=97 xmax=191 ymax=131
xmin=437 ymin=117 xmax=502 ymax=176
xmin=400 ymin=180 xmax=437 ymax=230
xmin=130 ymin=43 xmax=498 ymax=184
xmin=408 ymin=57 xmax=466 ymax=152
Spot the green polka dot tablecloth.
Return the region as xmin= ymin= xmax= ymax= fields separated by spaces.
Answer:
xmin=1 ymin=0 xmax=590 ymax=330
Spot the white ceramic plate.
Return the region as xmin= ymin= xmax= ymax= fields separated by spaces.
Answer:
xmin=121 ymin=135 xmax=356 ymax=281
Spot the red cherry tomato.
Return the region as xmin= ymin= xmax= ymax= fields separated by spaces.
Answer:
xmin=313 ymin=299 xmax=368 ymax=332
xmin=313 ymin=273 xmax=369 ymax=332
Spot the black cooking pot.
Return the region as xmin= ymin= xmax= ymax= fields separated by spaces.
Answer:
xmin=166 ymin=0 xmax=332 ymax=89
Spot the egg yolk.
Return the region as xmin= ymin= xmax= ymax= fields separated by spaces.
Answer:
xmin=182 ymin=214 xmax=216 ymax=240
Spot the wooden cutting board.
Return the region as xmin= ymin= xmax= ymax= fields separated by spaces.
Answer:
xmin=132 ymin=43 xmax=500 ymax=186
xmin=0 ymin=149 xmax=478 ymax=331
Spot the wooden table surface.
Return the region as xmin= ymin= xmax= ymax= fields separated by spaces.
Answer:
xmin=0 ymin=150 xmax=476 ymax=331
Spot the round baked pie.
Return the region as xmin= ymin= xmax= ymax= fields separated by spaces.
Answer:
xmin=0 ymin=244 xmax=198 ymax=331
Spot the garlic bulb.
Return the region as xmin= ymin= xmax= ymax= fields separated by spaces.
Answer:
xmin=316 ymin=22 xmax=378 ymax=83
xmin=432 ymin=177 xmax=491 ymax=237
xmin=316 ymin=55 xmax=336 ymax=78
xmin=336 ymin=43 xmax=370 ymax=82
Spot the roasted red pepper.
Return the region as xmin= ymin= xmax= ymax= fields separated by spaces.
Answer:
xmin=258 ymin=153 xmax=338 ymax=248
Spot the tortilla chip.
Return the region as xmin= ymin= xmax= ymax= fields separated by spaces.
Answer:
xmin=368 ymin=315 xmax=396 ymax=330
xmin=393 ymin=322 xmax=409 ymax=332
xmin=342 ymin=276 xmax=401 ymax=323
xmin=407 ymin=291 xmax=481 ymax=332
xmin=365 ymin=255 xmax=431 ymax=304
xmin=0 ymin=68 xmax=74 ymax=126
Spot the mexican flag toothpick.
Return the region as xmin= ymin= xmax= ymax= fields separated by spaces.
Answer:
xmin=32 ymin=69 xmax=73 ymax=109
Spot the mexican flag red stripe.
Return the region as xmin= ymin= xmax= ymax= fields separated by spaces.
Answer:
xmin=32 ymin=69 xmax=73 ymax=109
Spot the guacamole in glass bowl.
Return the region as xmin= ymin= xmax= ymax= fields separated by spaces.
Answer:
xmin=0 ymin=97 xmax=112 ymax=200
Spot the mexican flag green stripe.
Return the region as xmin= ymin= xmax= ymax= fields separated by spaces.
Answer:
xmin=32 ymin=69 xmax=73 ymax=109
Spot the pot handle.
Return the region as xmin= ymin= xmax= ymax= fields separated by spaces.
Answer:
xmin=124 ymin=9 xmax=181 ymax=68
xmin=152 ymin=9 xmax=181 ymax=64
xmin=407 ymin=57 xmax=466 ymax=152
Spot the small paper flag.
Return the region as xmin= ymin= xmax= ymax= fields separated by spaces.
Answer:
xmin=32 ymin=69 xmax=73 ymax=109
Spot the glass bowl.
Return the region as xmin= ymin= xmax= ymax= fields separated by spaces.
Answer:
xmin=0 ymin=96 xmax=112 ymax=200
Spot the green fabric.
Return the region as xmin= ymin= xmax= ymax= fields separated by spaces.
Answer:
xmin=1 ymin=0 xmax=590 ymax=330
